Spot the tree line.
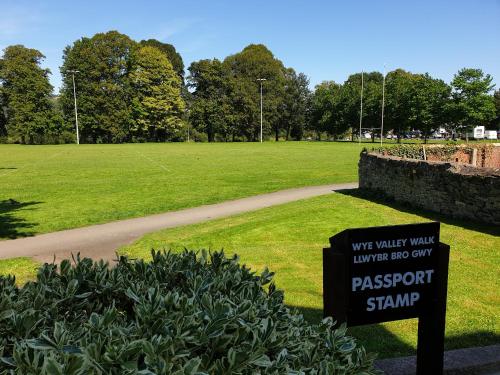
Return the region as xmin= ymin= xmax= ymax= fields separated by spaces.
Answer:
xmin=0 ymin=30 xmax=498 ymax=144
xmin=310 ymin=68 xmax=498 ymax=142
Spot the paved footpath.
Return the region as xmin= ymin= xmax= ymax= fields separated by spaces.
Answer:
xmin=0 ymin=182 xmax=358 ymax=264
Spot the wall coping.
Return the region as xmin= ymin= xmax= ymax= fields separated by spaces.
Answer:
xmin=363 ymin=152 xmax=500 ymax=177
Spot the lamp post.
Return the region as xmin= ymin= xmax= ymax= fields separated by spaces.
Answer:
xmin=359 ymin=71 xmax=364 ymax=145
xmin=68 ymin=70 xmax=80 ymax=144
xmin=380 ymin=65 xmax=386 ymax=145
xmin=257 ymin=78 xmax=266 ymax=143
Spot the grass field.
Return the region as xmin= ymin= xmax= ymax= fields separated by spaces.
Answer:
xmin=117 ymin=191 xmax=500 ymax=358
xmin=1 ymin=141 xmax=498 ymax=359
xmin=0 ymin=142 xmax=364 ymax=238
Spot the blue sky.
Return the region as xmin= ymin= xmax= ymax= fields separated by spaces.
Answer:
xmin=1 ymin=0 xmax=499 ymax=93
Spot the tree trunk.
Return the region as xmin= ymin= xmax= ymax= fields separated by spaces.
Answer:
xmin=275 ymin=127 xmax=279 ymax=142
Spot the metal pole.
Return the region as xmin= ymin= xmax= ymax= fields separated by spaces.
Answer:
xmin=359 ymin=71 xmax=364 ymax=145
xmin=69 ymin=70 xmax=80 ymax=144
xmin=257 ymin=78 xmax=266 ymax=143
xmin=381 ymin=65 xmax=386 ymax=146
xmin=260 ymin=81 xmax=263 ymax=143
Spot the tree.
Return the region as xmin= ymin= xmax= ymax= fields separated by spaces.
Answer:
xmin=139 ymin=39 xmax=184 ymax=82
xmin=60 ymin=31 xmax=136 ymax=143
xmin=0 ymin=45 xmax=59 ymax=144
xmin=130 ymin=46 xmax=185 ymax=141
xmin=309 ymin=81 xmax=342 ymax=140
xmin=279 ymin=69 xmax=310 ymax=140
xmin=450 ymin=68 xmax=496 ymax=138
xmin=491 ymin=89 xmax=500 ymax=130
xmin=409 ymin=74 xmax=451 ymax=143
xmin=385 ymin=69 xmax=417 ymax=142
xmin=188 ymin=44 xmax=310 ymax=142
xmin=0 ymin=86 xmax=7 ymax=137
xmin=187 ymin=59 xmax=233 ymax=141
xmin=341 ymin=72 xmax=383 ymax=142
xmin=224 ymin=44 xmax=286 ymax=141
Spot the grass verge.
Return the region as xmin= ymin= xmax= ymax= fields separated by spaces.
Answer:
xmin=117 ymin=191 xmax=500 ymax=358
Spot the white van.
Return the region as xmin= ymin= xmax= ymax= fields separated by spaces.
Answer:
xmin=473 ymin=126 xmax=485 ymax=139
xmin=484 ymin=130 xmax=498 ymax=140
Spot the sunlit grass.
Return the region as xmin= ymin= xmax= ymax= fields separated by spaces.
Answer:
xmin=0 ymin=142 xmax=363 ymax=238
xmin=119 ymin=192 xmax=500 ymax=358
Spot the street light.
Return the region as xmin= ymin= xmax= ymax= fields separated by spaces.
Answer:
xmin=67 ymin=70 xmax=80 ymax=144
xmin=380 ymin=64 xmax=386 ymax=146
xmin=359 ymin=70 xmax=364 ymax=145
xmin=257 ymin=78 xmax=266 ymax=143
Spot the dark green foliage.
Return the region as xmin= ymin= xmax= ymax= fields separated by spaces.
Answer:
xmin=0 ymin=250 xmax=379 ymax=374
xmin=59 ymin=31 xmax=136 ymax=143
xmin=492 ymin=89 xmax=500 ymax=130
xmin=309 ymin=72 xmax=383 ymax=141
xmin=384 ymin=69 xmax=416 ymax=141
xmin=372 ymin=144 xmax=425 ymax=159
xmin=279 ymin=69 xmax=311 ymax=141
xmin=449 ymin=68 xmax=496 ymax=137
xmin=409 ymin=74 xmax=451 ymax=142
xmin=372 ymin=143 xmax=493 ymax=161
xmin=0 ymin=45 xmax=63 ymax=144
xmin=188 ymin=59 xmax=234 ymax=142
xmin=188 ymin=44 xmax=311 ymax=142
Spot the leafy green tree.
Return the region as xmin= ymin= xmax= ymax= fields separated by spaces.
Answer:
xmin=188 ymin=44 xmax=310 ymax=142
xmin=341 ymin=72 xmax=383 ymax=142
xmin=60 ymin=31 xmax=136 ymax=143
xmin=385 ymin=69 xmax=417 ymax=142
xmin=0 ymin=45 xmax=59 ymax=144
xmin=491 ymin=89 xmax=500 ymax=130
xmin=224 ymin=44 xmax=286 ymax=141
xmin=277 ymin=69 xmax=310 ymax=140
xmin=188 ymin=59 xmax=233 ymax=141
xmin=139 ymin=39 xmax=184 ymax=81
xmin=450 ymin=68 xmax=496 ymax=138
xmin=409 ymin=74 xmax=451 ymax=143
xmin=309 ymin=81 xmax=342 ymax=140
xmin=0 ymin=87 xmax=7 ymax=137
xmin=130 ymin=46 xmax=185 ymax=141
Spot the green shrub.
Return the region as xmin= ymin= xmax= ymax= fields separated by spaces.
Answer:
xmin=371 ymin=143 xmax=493 ymax=162
xmin=0 ymin=250 xmax=380 ymax=374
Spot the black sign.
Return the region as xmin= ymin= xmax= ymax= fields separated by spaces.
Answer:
xmin=323 ymin=222 xmax=450 ymax=375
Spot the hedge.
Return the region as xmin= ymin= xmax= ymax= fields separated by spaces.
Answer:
xmin=371 ymin=143 xmax=494 ymax=162
xmin=0 ymin=250 xmax=380 ymax=374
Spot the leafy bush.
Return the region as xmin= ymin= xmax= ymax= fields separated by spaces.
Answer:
xmin=372 ymin=144 xmax=425 ymax=159
xmin=0 ymin=251 xmax=380 ymax=374
xmin=371 ymin=143 xmax=494 ymax=161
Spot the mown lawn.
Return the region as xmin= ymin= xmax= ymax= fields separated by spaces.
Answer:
xmin=116 ymin=191 xmax=500 ymax=358
xmin=0 ymin=257 xmax=38 ymax=285
xmin=0 ymin=142 xmax=363 ymax=238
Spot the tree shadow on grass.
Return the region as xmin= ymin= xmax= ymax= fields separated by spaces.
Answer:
xmin=292 ymin=305 xmax=500 ymax=359
xmin=335 ymin=188 xmax=500 ymax=237
xmin=0 ymin=199 xmax=40 ymax=239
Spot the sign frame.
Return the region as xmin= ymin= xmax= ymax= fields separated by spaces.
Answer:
xmin=323 ymin=222 xmax=450 ymax=375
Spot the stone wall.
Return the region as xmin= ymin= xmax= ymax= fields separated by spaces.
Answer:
xmin=359 ymin=152 xmax=500 ymax=225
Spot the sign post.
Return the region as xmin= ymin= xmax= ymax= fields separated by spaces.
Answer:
xmin=323 ymin=222 xmax=450 ymax=375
